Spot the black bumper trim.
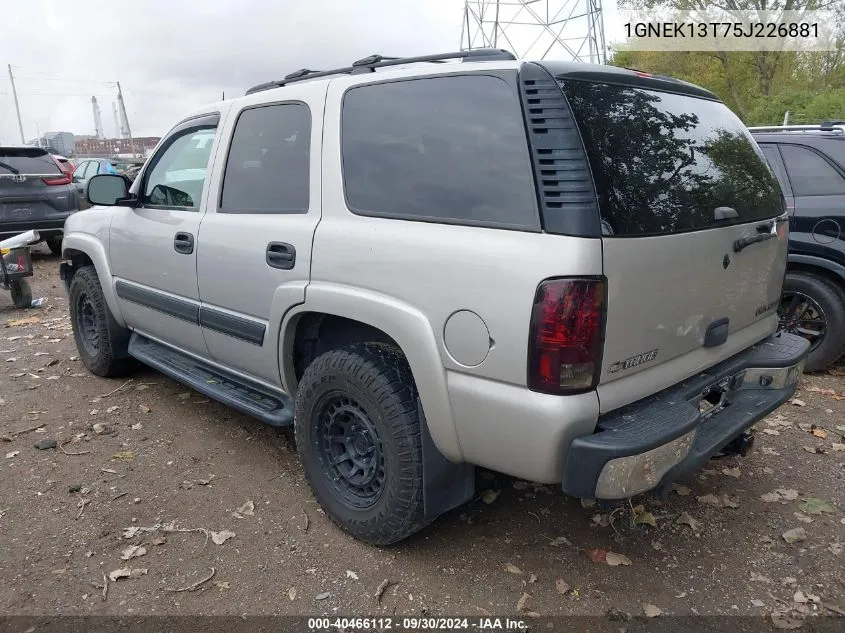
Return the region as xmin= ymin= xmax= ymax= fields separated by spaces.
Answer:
xmin=562 ymin=332 xmax=810 ymax=499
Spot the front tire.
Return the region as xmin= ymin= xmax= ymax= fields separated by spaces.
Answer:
xmin=779 ymin=272 xmax=845 ymax=372
xmin=294 ymin=343 xmax=428 ymax=545
xmin=69 ymin=266 xmax=135 ymax=377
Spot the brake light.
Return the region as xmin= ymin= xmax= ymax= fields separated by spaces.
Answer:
xmin=43 ymin=156 xmax=72 ymax=185
xmin=527 ymin=278 xmax=606 ymax=394
xmin=42 ymin=173 xmax=72 ymax=185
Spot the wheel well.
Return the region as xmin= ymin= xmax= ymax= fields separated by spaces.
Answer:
xmin=787 ymin=262 xmax=845 ymax=294
xmin=59 ymin=249 xmax=95 ymax=291
xmin=292 ymin=313 xmax=400 ymax=381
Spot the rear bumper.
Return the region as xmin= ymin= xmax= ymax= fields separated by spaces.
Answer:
xmin=0 ymin=218 xmax=70 ymax=240
xmin=562 ymin=332 xmax=810 ymax=499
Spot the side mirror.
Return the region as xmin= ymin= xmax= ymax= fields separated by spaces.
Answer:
xmin=86 ymin=174 xmax=134 ymax=207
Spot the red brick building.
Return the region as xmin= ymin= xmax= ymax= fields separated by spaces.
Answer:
xmin=74 ymin=136 xmax=161 ymax=158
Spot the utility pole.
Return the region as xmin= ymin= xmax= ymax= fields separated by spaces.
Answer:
xmin=112 ymin=102 xmax=120 ymax=140
xmin=116 ymin=82 xmax=136 ymax=157
xmin=7 ymin=64 xmax=25 ymax=144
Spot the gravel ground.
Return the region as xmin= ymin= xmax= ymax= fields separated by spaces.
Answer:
xmin=1 ymin=247 xmax=844 ymax=625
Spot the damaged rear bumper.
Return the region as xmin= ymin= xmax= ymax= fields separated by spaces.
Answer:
xmin=562 ymin=332 xmax=810 ymax=500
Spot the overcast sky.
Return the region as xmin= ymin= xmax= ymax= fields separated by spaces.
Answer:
xmin=0 ymin=0 xmax=622 ymax=145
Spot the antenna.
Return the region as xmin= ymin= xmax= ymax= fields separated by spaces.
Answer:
xmin=461 ymin=0 xmax=607 ymax=64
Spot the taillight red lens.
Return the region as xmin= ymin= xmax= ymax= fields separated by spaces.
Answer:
xmin=527 ymin=277 xmax=606 ymax=394
xmin=42 ymin=173 xmax=72 ymax=186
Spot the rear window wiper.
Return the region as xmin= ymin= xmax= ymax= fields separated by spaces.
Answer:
xmin=0 ymin=160 xmax=21 ymax=174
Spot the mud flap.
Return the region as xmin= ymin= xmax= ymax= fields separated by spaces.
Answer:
xmin=419 ymin=399 xmax=475 ymax=519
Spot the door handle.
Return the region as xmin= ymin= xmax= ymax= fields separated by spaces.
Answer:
xmin=174 ymin=232 xmax=194 ymax=255
xmin=266 ymin=242 xmax=296 ymax=270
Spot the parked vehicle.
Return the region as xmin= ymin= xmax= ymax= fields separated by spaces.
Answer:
xmin=749 ymin=122 xmax=845 ymax=372
xmin=60 ymin=50 xmax=809 ymax=545
xmin=72 ymin=158 xmax=118 ymax=208
xmin=0 ymin=146 xmax=79 ymax=256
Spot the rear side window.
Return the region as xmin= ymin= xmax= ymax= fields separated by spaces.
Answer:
xmin=220 ymin=103 xmax=311 ymax=214
xmin=779 ymin=144 xmax=845 ymax=196
xmin=341 ymin=74 xmax=539 ymax=230
xmin=560 ymin=82 xmax=783 ymax=236
xmin=758 ymin=144 xmax=790 ymax=193
xmin=0 ymin=149 xmax=61 ymax=175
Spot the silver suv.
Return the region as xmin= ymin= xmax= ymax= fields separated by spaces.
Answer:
xmin=59 ymin=49 xmax=809 ymax=545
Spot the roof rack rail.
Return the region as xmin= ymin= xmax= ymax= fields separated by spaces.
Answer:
xmin=748 ymin=122 xmax=845 ymax=135
xmin=245 ymin=48 xmax=517 ymax=95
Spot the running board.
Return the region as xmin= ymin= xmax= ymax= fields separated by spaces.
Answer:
xmin=128 ymin=333 xmax=293 ymax=427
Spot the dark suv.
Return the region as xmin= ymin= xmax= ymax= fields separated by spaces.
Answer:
xmin=0 ymin=146 xmax=80 ymax=255
xmin=750 ymin=122 xmax=845 ymax=372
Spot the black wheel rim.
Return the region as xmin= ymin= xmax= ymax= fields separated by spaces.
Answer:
xmin=316 ymin=394 xmax=385 ymax=509
xmin=75 ymin=292 xmax=100 ymax=357
xmin=778 ymin=290 xmax=827 ymax=352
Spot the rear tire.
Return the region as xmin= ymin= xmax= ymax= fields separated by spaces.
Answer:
xmin=294 ymin=343 xmax=429 ymax=545
xmin=10 ymin=279 xmax=32 ymax=309
xmin=69 ymin=266 xmax=136 ymax=377
xmin=779 ymin=272 xmax=845 ymax=372
xmin=46 ymin=238 xmax=62 ymax=257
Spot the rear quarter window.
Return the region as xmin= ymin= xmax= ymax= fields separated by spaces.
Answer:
xmin=340 ymin=74 xmax=540 ymax=230
xmin=779 ymin=144 xmax=845 ymax=196
xmin=560 ymin=81 xmax=783 ymax=237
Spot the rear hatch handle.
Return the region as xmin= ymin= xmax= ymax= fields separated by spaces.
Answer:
xmin=733 ymin=221 xmax=777 ymax=253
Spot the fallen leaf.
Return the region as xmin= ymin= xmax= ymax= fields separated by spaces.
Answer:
xmin=697 ymin=493 xmax=722 ymax=507
xmin=794 ymin=591 xmax=808 ymax=604
xmin=605 ymin=552 xmax=632 ymax=566
xmin=481 ymin=490 xmax=499 ymax=504
xmin=722 ymin=467 xmax=741 ymax=478
xmin=288 ymin=587 xmax=296 ymax=600
xmin=5 ymin=451 xmax=19 ymax=459
xmin=750 ymin=572 xmax=772 ymax=583
xmin=7 ymin=317 xmax=40 ymax=327
xmin=122 ymin=527 xmax=142 ymax=539
xmin=751 ymin=599 xmax=766 ymax=608
xmin=803 ymin=446 xmax=824 ymax=454
xmin=176 ymin=392 xmax=192 ymax=401
xmin=516 ymin=592 xmax=530 ymax=612
xmin=811 ymin=429 xmax=828 ymax=439
xmin=777 ymin=489 xmax=800 ymax=501
xmin=832 ymin=443 xmax=845 ymax=451
xmin=591 ymin=513 xmax=610 ymax=527
xmin=721 ymin=494 xmax=740 ymax=508
xmin=315 ymin=591 xmax=330 ymax=601
xmin=676 ymin=512 xmax=701 ymax=531
xmin=89 ymin=409 xmax=100 ymax=416
xmin=109 ymin=568 xmax=147 ymax=581
xmin=106 ymin=406 xmax=119 ymax=414
xmin=793 ymin=512 xmax=814 ymax=524
xmin=547 ymin=536 xmax=572 ymax=548
xmin=770 ymin=612 xmax=804 ymax=629
xmin=555 ymin=579 xmax=570 ymax=595
xmin=111 ymin=451 xmax=134 ymax=461
xmin=210 ymin=530 xmax=235 ymax=545
xmin=214 ymin=581 xmax=230 ymax=590
xmin=837 ymin=424 xmax=845 ymax=434
xmin=763 ymin=428 xmax=781 ymax=436
xmin=138 ymin=405 xmax=151 ymax=414
xmin=505 ymin=563 xmax=523 ymax=575
xmin=782 ymin=577 xmax=798 ymax=587
xmin=120 ymin=545 xmax=147 ymax=560
xmin=151 ymin=536 xmax=167 ymax=546
xmin=634 ymin=510 xmax=657 ymax=527
xmin=782 ymin=527 xmax=807 ymax=544
xmin=233 ymin=499 xmax=254 ymax=518
xmin=791 ymin=398 xmax=806 ymax=407
xmin=586 ymin=549 xmax=607 ymax=563
xmin=643 ymin=603 xmax=662 ymax=618
xmin=528 ymin=574 xmax=537 ymax=584
xmin=92 ymin=423 xmax=109 ymax=435
xmin=131 ymin=423 xmax=142 ymax=430
xmin=762 ymin=492 xmax=782 ymax=503
xmin=798 ymin=422 xmax=813 ymax=432
xmin=800 ymin=497 xmax=835 ymax=515
xmin=346 ymin=570 xmax=359 ymax=580
xmin=673 ymin=483 xmax=691 ymax=496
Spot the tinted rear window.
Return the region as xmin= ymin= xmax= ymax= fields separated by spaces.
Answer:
xmin=560 ymin=82 xmax=783 ymax=237
xmin=780 ymin=144 xmax=845 ymax=196
xmin=0 ymin=149 xmax=61 ymax=175
xmin=341 ymin=74 xmax=539 ymax=230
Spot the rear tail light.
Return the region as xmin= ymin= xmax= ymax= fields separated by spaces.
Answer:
xmin=43 ymin=156 xmax=72 ymax=185
xmin=42 ymin=173 xmax=72 ymax=186
xmin=527 ymin=277 xmax=606 ymax=394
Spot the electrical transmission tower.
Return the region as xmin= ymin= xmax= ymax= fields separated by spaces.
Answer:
xmin=461 ymin=0 xmax=607 ymax=64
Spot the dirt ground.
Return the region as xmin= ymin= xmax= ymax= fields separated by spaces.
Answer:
xmin=1 ymin=247 xmax=844 ymax=624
